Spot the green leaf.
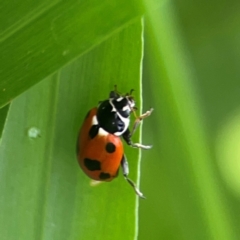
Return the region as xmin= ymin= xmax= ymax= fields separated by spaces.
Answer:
xmin=0 ymin=19 xmax=143 ymax=240
xmin=0 ymin=0 xmax=143 ymax=108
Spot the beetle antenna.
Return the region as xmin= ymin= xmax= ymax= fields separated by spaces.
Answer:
xmin=113 ymin=85 xmax=122 ymax=95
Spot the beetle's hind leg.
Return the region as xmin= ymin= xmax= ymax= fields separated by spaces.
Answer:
xmin=121 ymin=155 xmax=145 ymax=199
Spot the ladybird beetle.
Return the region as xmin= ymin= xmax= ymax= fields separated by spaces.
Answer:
xmin=76 ymin=86 xmax=153 ymax=198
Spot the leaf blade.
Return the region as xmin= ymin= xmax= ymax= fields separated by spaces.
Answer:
xmin=0 ymin=0 xmax=143 ymax=107
xmin=0 ymin=18 xmax=143 ymax=240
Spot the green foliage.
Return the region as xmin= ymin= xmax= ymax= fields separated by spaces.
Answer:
xmin=1 ymin=0 xmax=240 ymax=239
xmin=0 ymin=1 xmax=144 ymax=238
xmin=0 ymin=0 xmax=142 ymax=108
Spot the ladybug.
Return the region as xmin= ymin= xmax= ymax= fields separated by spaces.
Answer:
xmin=76 ymin=86 xmax=153 ymax=198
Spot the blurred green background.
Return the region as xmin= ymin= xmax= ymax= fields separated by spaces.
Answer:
xmin=140 ymin=0 xmax=240 ymax=239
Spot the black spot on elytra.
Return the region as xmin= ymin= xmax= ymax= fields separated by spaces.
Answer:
xmin=99 ymin=172 xmax=111 ymax=180
xmin=84 ymin=158 xmax=101 ymax=171
xmin=105 ymin=142 xmax=116 ymax=153
xmin=89 ymin=125 xmax=99 ymax=139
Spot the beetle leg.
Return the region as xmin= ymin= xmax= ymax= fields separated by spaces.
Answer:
xmin=122 ymin=108 xmax=153 ymax=150
xmin=131 ymin=108 xmax=153 ymax=137
xmin=122 ymin=128 xmax=152 ymax=150
xmin=121 ymin=155 xmax=145 ymax=199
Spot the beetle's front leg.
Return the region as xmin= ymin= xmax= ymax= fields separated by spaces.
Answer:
xmin=122 ymin=108 xmax=153 ymax=150
xmin=131 ymin=108 xmax=154 ymax=137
